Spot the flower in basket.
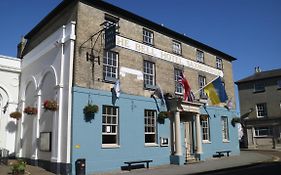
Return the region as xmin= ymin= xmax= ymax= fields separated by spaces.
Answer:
xmin=158 ymin=111 xmax=170 ymax=120
xmin=83 ymin=104 xmax=99 ymax=116
xmin=83 ymin=104 xmax=99 ymax=122
xmin=43 ymin=100 xmax=58 ymax=111
xmin=10 ymin=111 xmax=22 ymax=120
xmin=23 ymin=106 xmax=37 ymax=115
xmin=157 ymin=111 xmax=170 ymax=124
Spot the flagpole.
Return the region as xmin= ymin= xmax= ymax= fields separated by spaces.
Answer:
xmin=193 ymin=76 xmax=220 ymax=95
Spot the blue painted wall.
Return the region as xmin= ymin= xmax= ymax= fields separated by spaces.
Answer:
xmin=199 ymin=106 xmax=240 ymax=160
xmin=72 ymin=87 xmax=170 ymax=174
xmin=71 ymin=87 xmax=240 ymax=173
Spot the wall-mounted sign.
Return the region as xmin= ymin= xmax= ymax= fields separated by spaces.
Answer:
xmin=116 ymin=35 xmax=223 ymax=77
xmin=39 ymin=132 xmax=52 ymax=152
xmin=105 ymin=25 xmax=116 ymax=50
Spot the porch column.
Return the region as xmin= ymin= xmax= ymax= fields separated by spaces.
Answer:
xmin=174 ymin=111 xmax=182 ymax=156
xmin=170 ymin=116 xmax=175 ymax=155
xmin=195 ymin=114 xmax=202 ymax=154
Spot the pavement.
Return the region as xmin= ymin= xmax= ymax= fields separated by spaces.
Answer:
xmin=0 ymin=150 xmax=278 ymax=175
xmin=94 ymin=150 xmax=277 ymax=175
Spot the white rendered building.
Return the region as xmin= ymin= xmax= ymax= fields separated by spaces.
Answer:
xmin=0 ymin=55 xmax=21 ymax=156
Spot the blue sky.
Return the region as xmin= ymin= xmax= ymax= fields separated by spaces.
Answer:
xmin=0 ymin=0 xmax=280 ymax=108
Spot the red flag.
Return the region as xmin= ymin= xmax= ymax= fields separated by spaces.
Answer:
xmin=178 ymin=72 xmax=191 ymax=101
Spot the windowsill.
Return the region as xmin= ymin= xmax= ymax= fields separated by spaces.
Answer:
xmin=223 ymin=140 xmax=230 ymax=143
xmin=202 ymin=140 xmax=211 ymax=144
xmin=103 ymin=76 xmax=117 ymax=84
xmin=253 ymin=90 xmax=265 ymax=93
xmin=175 ymin=92 xmax=183 ymax=96
xmin=102 ymin=144 xmax=120 ymax=149
xmin=172 ymin=52 xmax=182 ymax=56
xmin=197 ymin=60 xmax=205 ymax=64
xmin=145 ymin=143 xmax=159 ymax=147
xmin=144 ymin=84 xmax=157 ymax=90
xmin=254 ymin=136 xmax=272 ymax=138
xmin=143 ymin=42 xmax=154 ymax=46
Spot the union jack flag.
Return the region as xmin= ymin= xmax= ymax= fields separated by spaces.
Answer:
xmin=178 ymin=72 xmax=193 ymax=102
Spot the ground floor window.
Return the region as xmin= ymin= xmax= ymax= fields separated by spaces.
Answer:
xmin=221 ymin=116 xmax=229 ymax=142
xmin=102 ymin=105 xmax=119 ymax=146
xmin=201 ymin=115 xmax=210 ymax=142
xmin=254 ymin=126 xmax=272 ymax=137
xmin=144 ymin=110 xmax=157 ymax=145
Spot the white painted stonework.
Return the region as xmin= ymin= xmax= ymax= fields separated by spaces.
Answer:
xmin=16 ymin=21 xmax=76 ymax=165
xmin=0 ymin=55 xmax=21 ymax=155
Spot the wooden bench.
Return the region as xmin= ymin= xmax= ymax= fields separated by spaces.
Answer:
xmin=124 ymin=160 xmax=153 ymax=171
xmin=216 ymin=150 xmax=231 ymax=157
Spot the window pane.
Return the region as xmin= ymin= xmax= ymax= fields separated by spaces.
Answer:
xmin=103 ymin=51 xmax=118 ymax=81
xmin=144 ymin=110 xmax=157 ymax=144
xmin=102 ymin=106 xmax=119 ymax=145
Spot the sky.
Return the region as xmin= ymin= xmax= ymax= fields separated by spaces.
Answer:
xmin=0 ymin=0 xmax=280 ymax=110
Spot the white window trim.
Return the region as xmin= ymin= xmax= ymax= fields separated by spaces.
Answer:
xmin=143 ymin=61 xmax=155 ymax=87
xmin=103 ymin=51 xmax=119 ymax=81
xmin=201 ymin=116 xmax=211 ymax=142
xmin=196 ymin=50 xmax=204 ymax=63
xmin=216 ymin=57 xmax=223 ymax=70
xmin=144 ymin=110 xmax=157 ymax=145
xmin=172 ymin=41 xmax=182 ymax=55
xmin=254 ymin=127 xmax=272 ymax=137
xmin=174 ymin=68 xmax=183 ymax=94
xmin=256 ymin=103 xmax=267 ymax=118
xmin=102 ymin=106 xmax=119 ymax=147
xmin=221 ymin=116 xmax=229 ymax=142
xmin=143 ymin=29 xmax=154 ymax=45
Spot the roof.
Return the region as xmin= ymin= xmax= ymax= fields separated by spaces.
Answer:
xmin=235 ymin=68 xmax=281 ymax=84
xmin=25 ymin=0 xmax=236 ymax=62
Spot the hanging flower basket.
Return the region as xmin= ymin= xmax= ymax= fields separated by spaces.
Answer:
xmin=23 ymin=106 xmax=37 ymax=115
xmin=231 ymin=117 xmax=241 ymax=127
xmin=83 ymin=104 xmax=99 ymax=122
xmin=43 ymin=100 xmax=58 ymax=111
xmin=157 ymin=111 xmax=170 ymax=124
xmin=10 ymin=111 xmax=22 ymax=120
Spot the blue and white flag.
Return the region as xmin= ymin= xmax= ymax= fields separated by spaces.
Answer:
xmin=113 ymin=79 xmax=120 ymax=98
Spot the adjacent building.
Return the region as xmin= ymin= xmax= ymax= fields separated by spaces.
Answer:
xmin=236 ymin=68 xmax=281 ymax=149
xmin=14 ymin=0 xmax=239 ymax=174
xmin=0 ymin=55 xmax=21 ymax=155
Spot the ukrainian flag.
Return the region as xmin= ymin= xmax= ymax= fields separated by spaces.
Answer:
xmin=204 ymin=76 xmax=228 ymax=105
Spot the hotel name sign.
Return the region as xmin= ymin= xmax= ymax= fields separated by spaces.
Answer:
xmin=116 ymin=35 xmax=223 ymax=77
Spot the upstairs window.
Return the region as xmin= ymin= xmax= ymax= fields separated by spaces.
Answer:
xmin=103 ymin=51 xmax=118 ymax=82
xmin=102 ymin=106 xmax=119 ymax=147
xmin=172 ymin=41 xmax=182 ymax=55
xmin=216 ymin=57 xmax=223 ymax=70
xmin=104 ymin=14 xmax=119 ymax=31
xmin=199 ymin=75 xmax=207 ymax=99
xmin=143 ymin=29 xmax=154 ymax=45
xmin=256 ymin=103 xmax=267 ymax=118
xmin=144 ymin=110 xmax=157 ymax=145
xmin=196 ymin=50 xmax=204 ymax=63
xmin=143 ymin=61 xmax=155 ymax=89
xmin=174 ymin=68 xmax=183 ymax=94
xmin=254 ymin=82 xmax=265 ymax=92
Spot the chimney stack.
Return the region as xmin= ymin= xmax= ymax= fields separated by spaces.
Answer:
xmin=255 ymin=66 xmax=261 ymax=73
